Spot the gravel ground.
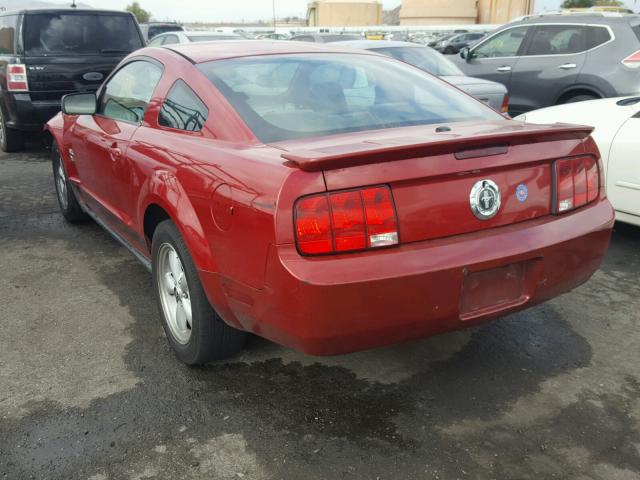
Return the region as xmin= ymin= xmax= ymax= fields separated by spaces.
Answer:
xmin=1 ymin=141 xmax=639 ymax=480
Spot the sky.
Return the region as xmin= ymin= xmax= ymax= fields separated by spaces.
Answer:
xmin=27 ymin=0 xmax=640 ymax=23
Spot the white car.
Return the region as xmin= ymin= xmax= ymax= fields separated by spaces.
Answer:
xmin=516 ymin=98 xmax=640 ymax=227
xmin=147 ymin=31 xmax=243 ymax=47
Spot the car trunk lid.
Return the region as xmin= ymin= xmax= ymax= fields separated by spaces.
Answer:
xmin=276 ymin=121 xmax=594 ymax=243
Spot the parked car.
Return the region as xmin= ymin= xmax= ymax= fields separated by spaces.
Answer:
xmin=433 ymin=32 xmax=486 ymax=54
xmin=290 ymin=33 xmax=362 ymax=43
xmin=147 ymin=31 xmax=243 ymax=47
xmin=139 ymin=22 xmax=184 ymax=42
xmin=257 ymin=32 xmax=291 ymax=40
xmin=516 ymin=97 xmax=640 ymax=227
xmin=47 ymin=41 xmax=613 ymax=365
xmin=427 ymin=31 xmax=467 ymax=48
xmin=335 ymin=40 xmax=509 ymax=112
xmin=456 ymin=12 xmax=640 ymax=116
xmin=0 ymin=8 xmax=144 ymax=152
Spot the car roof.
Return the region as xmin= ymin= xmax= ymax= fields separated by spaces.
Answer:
xmin=165 ymin=40 xmax=376 ymax=64
xmin=184 ymin=31 xmax=242 ymax=37
xmin=333 ymin=40 xmax=423 ymax=49
xmin=3 ymin=8 xmax=131 ymax=15
xmin=511 ymin=12 xmax=640 ymax=25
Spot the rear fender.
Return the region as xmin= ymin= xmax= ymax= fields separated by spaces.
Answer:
xmin=139 ymin=170 xmax=217 ymax=273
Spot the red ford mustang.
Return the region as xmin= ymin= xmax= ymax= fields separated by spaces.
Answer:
xmin=46 ymin=41 xmax=614 ymax=365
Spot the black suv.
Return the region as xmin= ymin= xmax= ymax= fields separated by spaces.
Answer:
xmin=0 ymin=8 xmax=144 ymax=152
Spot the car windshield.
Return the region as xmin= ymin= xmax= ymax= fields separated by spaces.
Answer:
xmin=373 ymin=46 xmax=464 ymax=76
xmin=187 ymin=35 xmax=240 ymax=42
xmin=198 ymin=53 xmax=500 ymax=143
xmin=24 ymin=13 xmax=143 ymax=56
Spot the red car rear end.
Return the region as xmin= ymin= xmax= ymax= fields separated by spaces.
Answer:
xmin=199 ymin=120 xmax=613 ymax=355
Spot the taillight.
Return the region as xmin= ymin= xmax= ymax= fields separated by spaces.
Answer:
xmin=7 ymin=64 xmax=28 ymax=92
xmin=500 ymin=94 xmax=510 ymax=114
xmin=622 ymin=50 xmax=640 ymax=69
xmin=554 ymin=156 xmax=600 ymax=214
xmin=294 ymin=185 xmax=399 ymax=255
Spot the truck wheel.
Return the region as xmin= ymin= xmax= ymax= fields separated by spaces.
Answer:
xmin=0 ymin=108 xmax=24 ymax=153
xmin=52 ymin=142 xmax=89 ymax=223
xmin=152 ymin=220 xmax=246 ymax=365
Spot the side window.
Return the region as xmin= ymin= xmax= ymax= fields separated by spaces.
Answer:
xmin=526 ymin=25 xmax=586 ymax=56
xmin=473 ymin=27 xmax=529 ymax=58
xmin=585 ymin=26 xmax=612 ymax=50
xmin=158 ymin=80 xmax=209 ymax=132
xmin=162 ymin=34 xmax=179 ymax=45
xmin=0 ymin=15 xmax=16 ymax=54
xmin=98 ymin=61 xmax=163 ymax=123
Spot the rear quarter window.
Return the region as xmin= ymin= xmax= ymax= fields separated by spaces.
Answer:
xmin=0 ymin=15 xmax=17 ymax=54
xmin=158 ymin=80 xmax=209 ymax=132
xmin=585 ymin=26 xmax=612 ymax=50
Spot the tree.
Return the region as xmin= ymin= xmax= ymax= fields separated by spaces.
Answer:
xmin=126 ymin=2 xmax=151 ymax=23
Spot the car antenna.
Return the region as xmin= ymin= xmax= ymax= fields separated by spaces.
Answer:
xmin=71 ymin=0 xmax=77 ymax=7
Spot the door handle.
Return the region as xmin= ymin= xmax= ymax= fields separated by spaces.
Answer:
xmin=109 ymin=144 xmax=122 ymax=162
xmin=559 ymin=63 xmax=577 ymax=70
xmin=496 ymin=66 xmax=512 ymax=73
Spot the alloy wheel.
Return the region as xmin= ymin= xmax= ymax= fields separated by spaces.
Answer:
xmin=157 ymin=243 xmax=193 ymax=344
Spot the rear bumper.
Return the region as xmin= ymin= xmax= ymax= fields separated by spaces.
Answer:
xmin=201 ymin=199 xmax=614 ymax=355
xmin=4 ymin=93 xmax=61 ymax=131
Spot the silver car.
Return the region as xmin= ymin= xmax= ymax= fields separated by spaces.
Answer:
xmin=334 ymin=40 xmax=509 ymax=113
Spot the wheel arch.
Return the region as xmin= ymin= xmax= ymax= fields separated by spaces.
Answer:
xmin=139 ymin=173 xmax=217 ymax=273
xmin=555 ymin=86 xmax=603 ymax=105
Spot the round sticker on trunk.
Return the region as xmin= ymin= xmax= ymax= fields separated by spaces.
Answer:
xmin=516 ymin=184 xmax=528 ymax=202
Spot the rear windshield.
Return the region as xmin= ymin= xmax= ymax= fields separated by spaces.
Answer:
xmin=24 ymin=13 xmax=143 ymax=56
xmin=148 ymin=25 xmax=183 ymax=38
xmin=374 ymin=46 xmax=464 ymax=76
xmin=198 ymin=53 xmax=500 ymax=143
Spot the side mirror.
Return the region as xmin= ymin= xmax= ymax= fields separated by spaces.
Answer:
xmin=460 ymin=47 xmax=471 ymax=61
xmin=62 ymin=92 xmax=97 ymax=115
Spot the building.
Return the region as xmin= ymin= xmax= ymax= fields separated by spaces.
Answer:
xmin=399 ymin=0 xmax=534 ymax=26
xmin=477 ymin=0 xmax=535 ymax=24
xmin=307 ymin=0 xmax=383 ymax=27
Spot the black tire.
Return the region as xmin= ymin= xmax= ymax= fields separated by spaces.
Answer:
xmin=0 ymin=107 xmax=24 ymax=153
xmin=152 ymin=220 xmax=246 ymax=365
xmin=562 ymin=94 xmax=598 ymax=104
xmin=52 ymin=142 xmax=89 ymax=224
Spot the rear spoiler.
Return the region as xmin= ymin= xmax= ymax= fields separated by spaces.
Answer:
xmin=281 ymin=124 xmax=594 ymax=172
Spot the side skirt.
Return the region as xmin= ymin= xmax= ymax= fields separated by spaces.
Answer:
xmin=71 ymin=184 xmax=152 ymax=272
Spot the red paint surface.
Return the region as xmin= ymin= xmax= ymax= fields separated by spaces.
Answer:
xmin=46 ymin=43 xmax=615 ymax=355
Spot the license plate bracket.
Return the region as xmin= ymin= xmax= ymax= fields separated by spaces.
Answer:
xmin=459 ymin=261 xmax=535 ymax=321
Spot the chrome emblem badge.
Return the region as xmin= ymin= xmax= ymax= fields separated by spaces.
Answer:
xmin=470 ymin=179 xmax=501 ymax=220
xmin=82 ymin=72 xmax=104 ymax=82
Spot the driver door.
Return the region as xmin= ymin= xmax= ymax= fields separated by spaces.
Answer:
xmin=72 ymin=60 xmax=163 ymax=231
xmin=460 ymin=26 xmax=533 ymax=91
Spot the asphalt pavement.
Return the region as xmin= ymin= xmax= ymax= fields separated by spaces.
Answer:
xmin=1 ymin=140 xmax=639 ymax=480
